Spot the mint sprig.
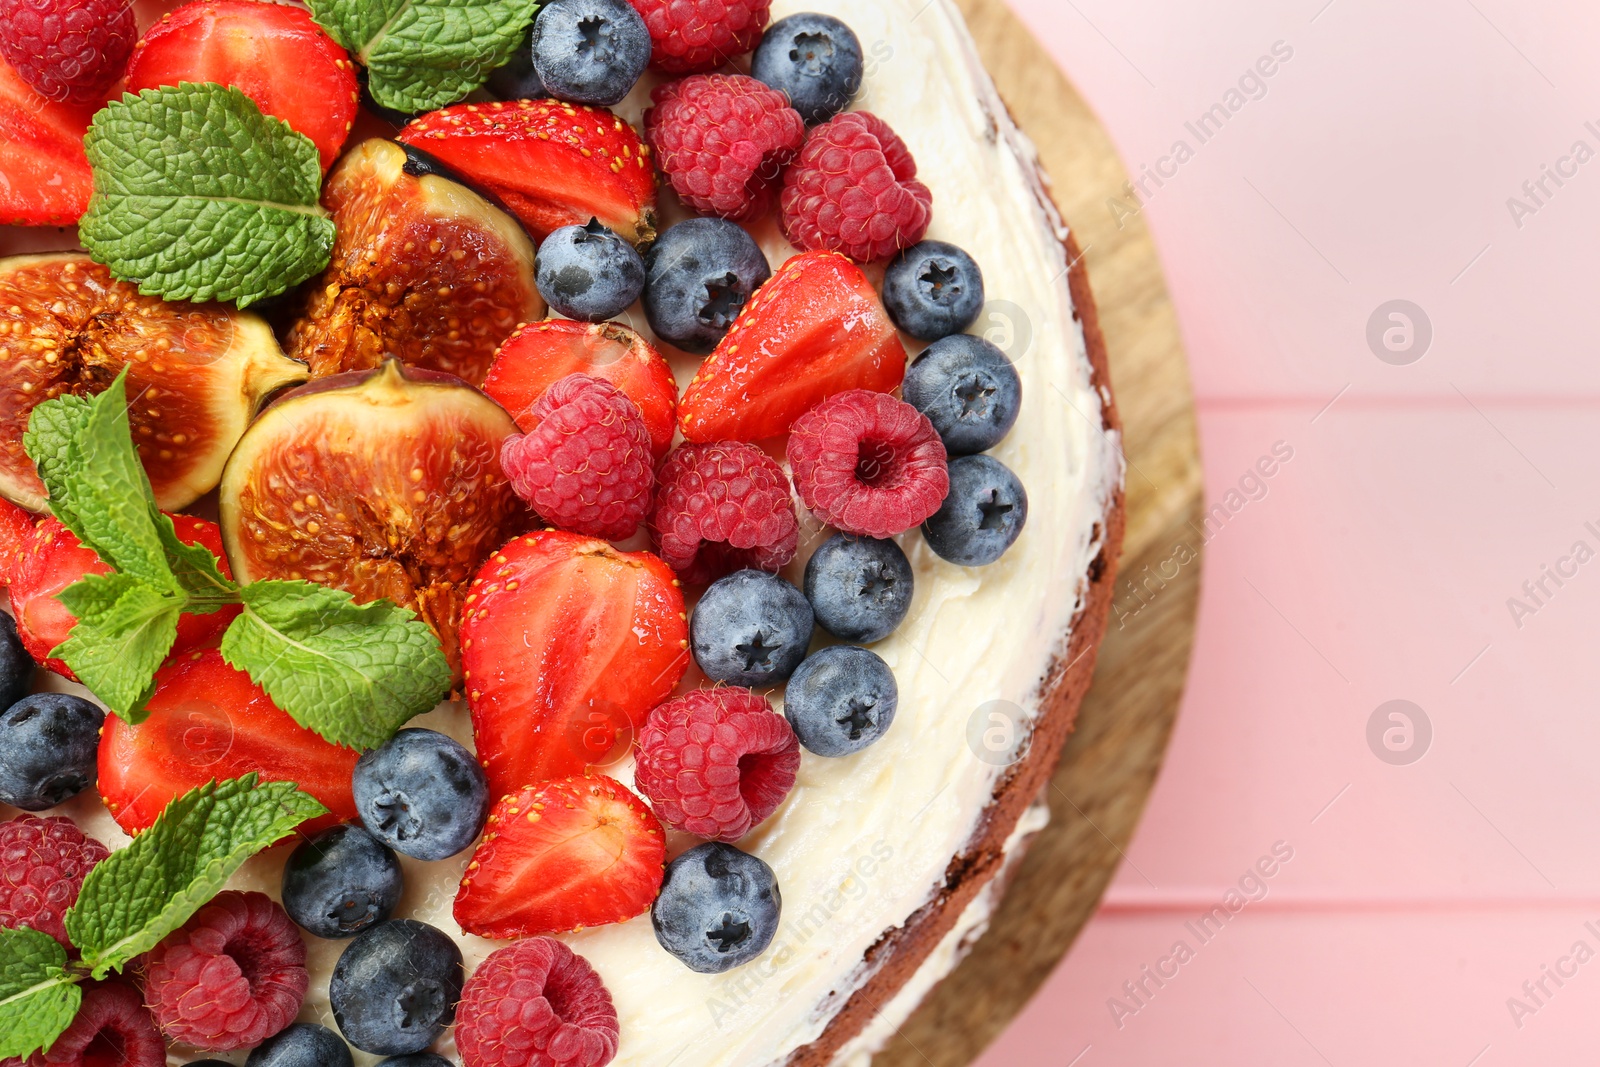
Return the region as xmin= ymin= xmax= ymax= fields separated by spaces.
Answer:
xmin=81 ymin=84 xmax=336 ymax=308
xmin=0 ymin=931 xmax=81 ymax=1060
xmin=0 ymin=778 xmax=325 ymax=1051
xmin=308 ymin=0 xmax=540 ymax=113
xmin=68 ymin=776 xmax=326 ymax=978
xmin=22 ymin=369 xmax=452 ymax=747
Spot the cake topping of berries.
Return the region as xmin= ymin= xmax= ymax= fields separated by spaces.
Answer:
xmin=643 ymin=217 xmax=771 ymax=356
xmin=781 ymin=112 xmax=933 ymax=263
xmin=626 ymin=0 xmax=772 ymax=75
xmin=690 ymin=569 xmax=816 ymax=688
xmin=536 ymin=220 xmax=648 ymax=323
xmin=0 ymin=59 xmax=97 ymax=226
xmin=0 ymin=694 xmax=102 ymax=813
xmin=645 ymin=74 xmax=806 ymax=222
xmin=652 ymin=841 xmax=780 ymax=973
xmin=454 ymin=775 xmax=665 ymax=940
xmin=650 ymin=442 xmax=800 ymax=585
xmin=922 ymin=454 xmax=1030 ymax=567
xmin=902 ymin=334 xmax=1023 ymax=456
xmin=328 ymin=919 xmax=462 ymax=1056
xmin=804 ymin=533 xmax=915 ymax=644
xmin=531 ymin=0 xmax=652 ymax=107
xmin=750 ymin=13 xmax=864 ymax=125
xmin=634 ymin=687 xmax=801 ymax=841
xmin=500 ymin=373 xmax=657 ymax=541
xmin=352 ymin=729 xmax=490 ymax=863
xmin=281 ymin=825 xmax=404 ymax=941
xmin=7 ymin=980 xmax=163 ymax=1067
xmin=787 ymin=390 xmax=950 ymax=539
xmin=456 ymin=936 xmax=619 ymax=1067
xmin=677 ymin=250 xmax=907 ymax=443
xmin=0 ymin=815 xmax=108 ymax=947
xmin=0 ymin=0 xmax=135 ymax=104
xmin=784 ymin=645 xmax=899 ymax=757
xmin=144 ymin=891 xmax=309 ymax=1052
xmin=244 ymin=1023 xmax=352 ymax=1067
xmin=883 ymin=240 xmax=987 ymax=342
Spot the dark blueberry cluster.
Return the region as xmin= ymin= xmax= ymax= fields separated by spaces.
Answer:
xmin=0 ymin=621 xmax=103 ymax=813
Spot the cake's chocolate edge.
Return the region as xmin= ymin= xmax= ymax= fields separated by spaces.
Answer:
xmin=787 ymin=222 xmax=1126 ymax=1067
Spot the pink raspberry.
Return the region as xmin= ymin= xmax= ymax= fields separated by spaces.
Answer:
xmin=780 ymin=112 xmax=934 ymax=263
xmin=634 ymin=687 xmax=800 ymax=841
xmin=650 ymin=441 xmax=799 ymax=585
xmin=645 ymin=74 xmax=806 ymax=222
xmin=457 ymin=936 xmax=619 ymax=1067
xmin=626 ymin=0 xmax=772 ymax=75
xmin=0 ymin=0 xmax=136 ymax=104
xmin=0 ymin=815 xmax=109 ymax=947
xmin=500 ymin=373 xmax=656 ymax=541
xmin=144 ymin=890 xmax=308 ymax=1052
xmin=0 ymin=980 xmax=163 ymax=1067
xmin=787 ymin=389 xmax=949 ymax=538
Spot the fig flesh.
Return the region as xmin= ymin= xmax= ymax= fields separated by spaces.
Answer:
xmin=287 ymin=139 xmax=543 ymax=387
xmin=218 ymin=359 xmax=524 ymax=679
xmin=0 ymin=253 xmax=308 ymax=512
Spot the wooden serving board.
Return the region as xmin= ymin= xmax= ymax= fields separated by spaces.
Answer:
xmin=875 ymin=3 xmax=1204 ymax=1065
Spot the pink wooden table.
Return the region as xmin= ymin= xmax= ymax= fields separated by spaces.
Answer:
xmin=981 ymin=1 xmax=1600 ymax=1064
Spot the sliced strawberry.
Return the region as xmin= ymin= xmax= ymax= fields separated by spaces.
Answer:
xmin=125 ymin=0 xmax=359 ymax=171
xmin=0 ymin=57 xmax=97 ymax=226
xmin=398 ymin=100 xmax=659 ymax=246
xmin=678 ymin=250 xmax=908 ymax=443
xmin=483 ymin=320 xmax=679 ymax=461
xmin=98 ymin=648 xmax=359 ymax=834
xmin=455 ymin=774 xmax=665 ymax=939
xmin=462 ymin=530 xmax=689 ymax=795
xmin=0 ymin=497 xmax=35 ymax=586
xmin=9 ymin=514 xmax=240 ymax=679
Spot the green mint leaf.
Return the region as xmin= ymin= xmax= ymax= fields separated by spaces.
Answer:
xmin=0 ymin=930 xmax=81 ymax=1060
xmin=220 ymin=580 xmax=451 ymax=750
xmin=80 ymin=84 xmax=335 ymax=307
xmin=66 ymin=776 xmax=326 ymax=979
xmin=309 ymin=0 xmax=539 ymax=112
xmin=53 ymin=574 xmax=183 ymax=722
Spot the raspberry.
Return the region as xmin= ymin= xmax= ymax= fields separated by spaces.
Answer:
xmin=626 ymin=0 xmax=772 ymax=75
xmin=0 ymin=815 xmax=108 ymax=947
xmin=457 ymin=936 xmax=619 ymax=1067
xmin=780 ymin=112 xmax=933 ymax=264
xmin=500 ymin=374 xmax=656 ymax=541
xmin=788 ymin=390 xmax=949 ymax=538
xmin=144 ymin=891 xmax=308 ymax=1052
xmin=634 ymin=687 xmax=800 ymax=841
xmin=3 ymin=980 xmax=163 ymax=1067
xmin=649 ymin=441 xmax=799 ymax=585
xmin=0 ymin=0 xmax=136 ymax=104
xmin=645 ymin=74 xmax=805 ymax=222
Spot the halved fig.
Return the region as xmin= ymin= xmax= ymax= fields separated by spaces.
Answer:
xmin=286 ymin=139 xmax=544 ymax=387
xmin=0 ymin=253 xmax=308 ymax=513
xmin=218 ymin=359 xmax=524 ymax=679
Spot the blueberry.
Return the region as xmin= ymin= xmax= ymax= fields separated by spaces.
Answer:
xmin=644 ymin=218 xmax=771 ymax=354
xmin=0 ymin=693 xmax=102 ymax=811
xmin=536 ymin=219 xmax=647 ymax=323
xmin=281 ymin=824 xmax=404 ymax=939
xmin=883 ymin=241 xmax=986 ymax=342
xmin=353 ymin=728 xmax=489 ymax=861
xmin=784 ymin=645 xmax=897 ymax=757
xmin=691 ymin=570 xmax=814 ymax=687
xmin=750 ymin=13 xmax=864 ymax=125
xmin=330 ymin=919 xmax=463 ymax=1056
xmin=921 ymin=455 xmax=1028 ymax=566
xmin=487 ymin=29 xmax=546 ymax=100
xmin=377 ymin=1057 xmax=453 ymax=1067
xmin=653 ymin=842 xmax=781 ymax=973
xmin=902 ymin=334 xmax=1022 ymax=456
xmin=530 ymin=0 xmax=651 ymax=107
xmin=803 ymin=534 xmax=914 ymax=643
xmin=244 ymin=1024 xmax=354 ymax=1067
xmin=0 ymin=613 xmax=33 ymax=709
xmin=187 ymin=1061 xmax=234 ymax=1067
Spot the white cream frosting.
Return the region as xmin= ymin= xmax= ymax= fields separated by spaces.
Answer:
xmin=10 ymin=0 xmax=1120 ymax=1064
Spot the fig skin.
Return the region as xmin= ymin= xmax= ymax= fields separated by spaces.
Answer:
xmin=219 ymin=359 xmax=524 ymax=681
xmin=287 ymin=139 xmax=544 ymax=388
xmin=0 ymin=253 xmax=308 ymax=513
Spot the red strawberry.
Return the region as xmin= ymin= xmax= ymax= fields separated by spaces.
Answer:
xmin=8 ymin=514 xmax=240 ymax=680
xmin=98 ymin=648 xmax=359 ymax=834
xmin=678 ymin=250 xmax=907 ymax=443
xmin=398 ymin=100 xmax=659 ymax=246
xmin=483 ymin=320 xmax=679 ymax=460
xmin=125 ymin=0 xmax=359 ymax=172
xmin=0 ymin=496 xmax=34 ymax=585
xmin=455 ymin=775 xmax=665 ymax=939
xmin=461 ymin=531 xmax=689 ymax=796
xmin=0 ymin=56 xmax=96 ymax=226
